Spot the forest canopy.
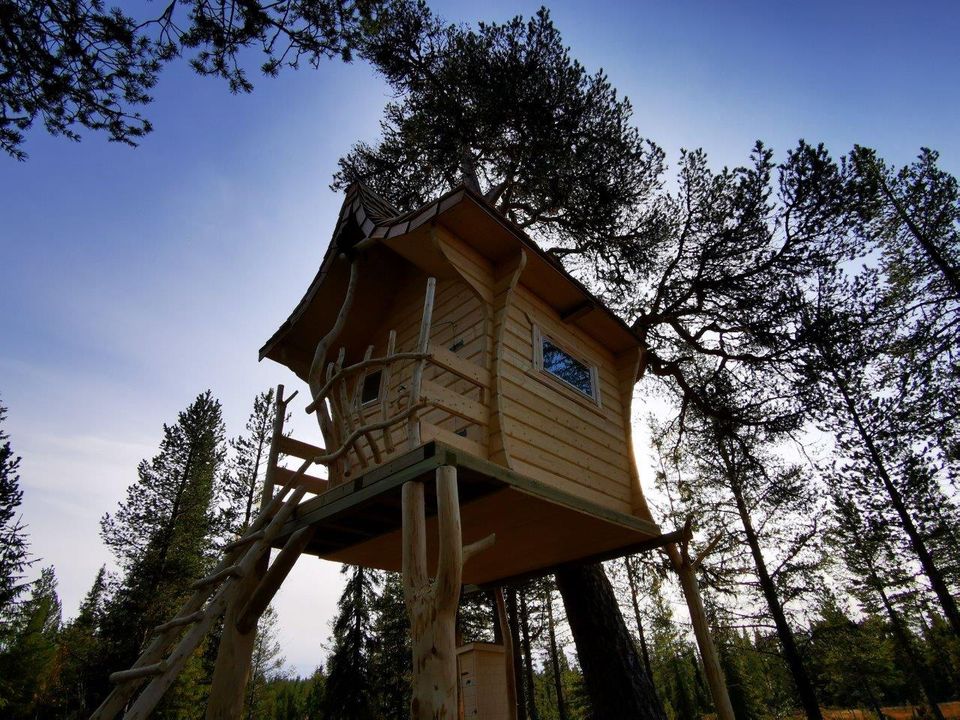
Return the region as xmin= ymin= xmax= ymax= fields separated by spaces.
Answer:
xmin=1 ymin=1 xmax=958 ymax=719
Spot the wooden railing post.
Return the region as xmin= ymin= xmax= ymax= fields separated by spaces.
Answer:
xmin=206 ymin=384 xmax=288 ymax=719
xmin=403 ymin=464 xmax=494 ymax=719
xmin=407 ymin=277 xmax=436 ymax=449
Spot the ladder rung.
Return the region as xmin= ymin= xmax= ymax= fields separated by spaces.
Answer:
xmin=153 ymin=610 xmax=205 ymax=634
xmin=190 ymin=564 xmax=243 ymax=590
xmin=224 ymin=529 xmax=266 ymax=552
xmin=110 ymin=661 xmax=167 ymax=683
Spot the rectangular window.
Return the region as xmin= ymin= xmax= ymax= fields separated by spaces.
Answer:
xmin=360 ymin=370 xmax=382 ymax=405
xmin=533 ymin=326 xmax=600 ymax=404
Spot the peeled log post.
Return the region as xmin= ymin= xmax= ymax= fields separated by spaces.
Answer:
xmin=494 ymin=588 xmax=519 ymax=720
xmin=665 ymin=542 xmax=735 ymax=720
xmin=206 ymin=386 xmax=290 ymax=720
xmin=402 ymin=466 xmax=493 ymax=720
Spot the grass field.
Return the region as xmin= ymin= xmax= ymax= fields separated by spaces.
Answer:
xmin=817 ymin=701 xmax=960 ymax=719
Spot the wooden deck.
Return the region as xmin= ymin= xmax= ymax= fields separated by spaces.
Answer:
xmin=271 ymin=441 xmax=664 ymax=586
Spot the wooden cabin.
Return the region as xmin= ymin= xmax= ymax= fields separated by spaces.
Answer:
xmin=259 ymin=183 xmax=661 ymax=586
xmin=458 ymin=643 xmax=510 ymax=719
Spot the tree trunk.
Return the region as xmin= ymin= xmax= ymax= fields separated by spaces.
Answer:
xmin=727 ymin=472 xmax=823 ymax=720
xmin=555 ymin=563 xmax=667 ymax=720
xmin=494 ymin=588 xmax=519 ymax=720
xmin=403 ymin=467 xmax=494 ymax=720
xmin=519 ymin=590 xmax=539 ymax=720
xmin=507 ymin=589 xmax=528 ymax=720
xmin=545 ymin=592 xmax=568 ymax=720
xmin=624 ymin=557 xmax=656 ymax=690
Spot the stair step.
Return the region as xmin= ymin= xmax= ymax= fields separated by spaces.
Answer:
xmin=153 ymin=611 xmax=205 ymax=634
xmin=190 ymin=564 xmax=243 ymax=590
xmin=224 ymin=529 xmax=266 ymax=552
xmin=110 ymin=661 xmax=167 ymax=684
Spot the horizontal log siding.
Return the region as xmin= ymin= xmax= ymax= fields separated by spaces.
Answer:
xmin=360 ymin=272 xmax=490 ymax=460
xmin=497 ymin=284 xmax=634 ymax=514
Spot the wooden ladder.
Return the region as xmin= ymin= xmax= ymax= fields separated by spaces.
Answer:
xmin=90 ymin=461 xmax=316 ymax=720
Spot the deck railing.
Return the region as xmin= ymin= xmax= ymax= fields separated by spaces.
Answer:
xmin=271 ymin=275 xmax=491 ymax=490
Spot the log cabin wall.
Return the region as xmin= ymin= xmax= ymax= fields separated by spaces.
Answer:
xmin=350 ymin=252 xmax=492 ymax=472
xmin=432 ymin=225 xmax=637 ymax=517
xmin=498 ymin=284 xmax=635 ymax=516
xmin=325 ymin=223 xmax=641 ymax=518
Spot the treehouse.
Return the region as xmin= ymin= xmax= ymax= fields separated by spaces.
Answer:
xmin=92 ymin=184 xmax=722 ymax=720
xmin=258 ymin=183 xmax=662 ymax=586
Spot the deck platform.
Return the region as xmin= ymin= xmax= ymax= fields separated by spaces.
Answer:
xmin=272 ymin=441 xmax=665 ymax=586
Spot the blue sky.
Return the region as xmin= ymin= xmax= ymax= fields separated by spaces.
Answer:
xmin=1 ymin=0 xmax=957 ymax=675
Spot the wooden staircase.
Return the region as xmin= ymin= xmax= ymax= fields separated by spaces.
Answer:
xmin=90 ymin=454 xmax=317 ymax=720
xmin=91 ymin=269 xmax=446 ymax=719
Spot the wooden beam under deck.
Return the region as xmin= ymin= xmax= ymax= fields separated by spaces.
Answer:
xmin=270 ymin=441 xmax=663 ymax=587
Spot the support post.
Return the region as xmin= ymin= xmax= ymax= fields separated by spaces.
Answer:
xmin=402 ymin=465 xmax=494 ymax=719
xmin=494 ymin=587 xmax=519 ymax=720
xmin=407 ymin=277 xmax=437 ymax=449
xmin=206 ymin=386 xmax=289 ymax=720
xmin=665 ymin=540 xmax=735 ymax=720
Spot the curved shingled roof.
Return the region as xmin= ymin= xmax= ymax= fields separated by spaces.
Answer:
xmin=259 ymin=182 xmax=643 ymax=366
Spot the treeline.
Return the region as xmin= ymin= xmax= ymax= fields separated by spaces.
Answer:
xmin=0 ymin=389 xmax=289 ymax=718
xmin=0 ymin=151 xmax=958 ymax=720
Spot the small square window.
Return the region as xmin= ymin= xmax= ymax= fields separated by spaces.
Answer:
xmin=541 ymin=338 xmax=594 ymax=398
xmin=360 ymin=370 xmax=382 ymax=405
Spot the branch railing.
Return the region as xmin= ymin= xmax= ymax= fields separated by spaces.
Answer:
xmin=304 ymin=277 xmax=439 ymax=484
xmin=282 ymin=272 xmax=491 ymax=489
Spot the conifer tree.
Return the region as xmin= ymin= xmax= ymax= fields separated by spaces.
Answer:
xmin=338 ymin=4 xmax=663 ymax=255
xmin=49 ymin=566 xmax=110 ymax=719
xmin=370 ymin=571 xmax=410 ymax=720
xmin=3 ymin=0 xmax=390 ymax=159
xmin=806 ymin=596 xmax=902 ymax=717
xmin=322 ymin=564 xmax=378 ymax=720
xmin=795 ymin=246 xmax=960 ymax=637
xmin=646 ymin=573 xmax=704 ymax=720
xmin=244 ymin=606 xmax=286 ymax=719
xmin=339 ymin=7 xmax=667 ymax=714
xmin=95 ymin=390 xmax=226 ymax=714
xmin=0 ymin=566 xmax=62 ymax=718
xmin=0 ymin=400 xmax=29 ymax=620
xmin=832 ymin=493 xmax=948 ymax=719
xmin=220 ymin=388 xmax=284 ymax=541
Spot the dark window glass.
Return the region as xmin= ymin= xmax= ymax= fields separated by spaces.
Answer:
xmin=541 ymin=338 xmax=593 ymax=397
xmin=361 ymin=370 xmax=382 ymax=405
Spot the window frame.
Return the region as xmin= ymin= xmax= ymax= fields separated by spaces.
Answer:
xmin=359 ymin=368 xmax=384 ymax=407
xmin=532 ymin=325 xmax=601 ymax=406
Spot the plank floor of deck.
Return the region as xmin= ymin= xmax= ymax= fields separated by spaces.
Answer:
xmin=272 ymin=441 xmax=663 ymax=586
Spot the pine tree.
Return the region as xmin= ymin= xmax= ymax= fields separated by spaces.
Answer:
xmin=646 ymin=574 xmax=704 ymax=720
xmin=321 ymin=564 xmax=378 ymax=720
xmin=832 ymin=493 xmax=948 ymax=719
xmin=244 ymin=605 xmax=286 ymax=719
xmin=340 ymin=8 xmax=667 ymax=714
xmin=806 ymin=595 xmax=902 ymax=717
xmin=370 ymin=571 xmax=411 ymax=720
xmin=49 ymin=566 xmax=110 ymax=719
xmin=797 ymin=258 xmax=960 ymax=639
xmin=0 ymin=399 xmax=29 ymax=621
xmin=96 ymin=391 xmax=226 ymax=715
xmin=0 ymin=566 xmax=62 ymax=718
xmin=338 ymin=5 xmax=662 ymax=255
xmin=221 ymin=388 xmax=283 ymax=541
xmin=3 ymin=0 xmax=389 ymax=159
